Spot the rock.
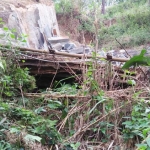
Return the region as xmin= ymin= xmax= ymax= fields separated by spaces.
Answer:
xmin=48 ymin=37 xmax=69 ymax=45
xmin=67 ymin=47 xmax=91 ymax=54
xmin=107 ymin=49 xmax=128 ymax=58
xmin=52 ymin=43 xmax=62 ymax=51
xmin=0 ymin=0 xmax=59 ymax=50
xmin=63 ymin=43 xmax=76 ymax=50
xmin=84 ymin=47 xmax=91 ymax=54
xmin=98 ymin=50 xmax=106 ymax=57
xmin=146 ymin=47 xmax=150 ymax=56
xmin=105 ymin=49 xmax=128 ymax=66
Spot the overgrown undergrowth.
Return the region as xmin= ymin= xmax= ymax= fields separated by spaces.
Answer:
xmin=0 ymin=3 xmax=150 ymax=149
xmin=1 ymin=45 xmax=150 ymax=149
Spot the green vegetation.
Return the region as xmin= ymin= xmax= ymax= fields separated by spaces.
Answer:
xmin=0 ymin=1 xmax=150 ymax=149
xmin=99 ymin=0 xmax=150 ymax=49
xmin=54 ymin=0 xmax=73 ymax=14
xmin=122 ymin=49 xmax=150 ymax=69
xmin=0 ymin=102 xmax=61 ymax=149
xmin=54 ymin=0 xmax=150 ymax=50
xmin=0 ymin=24 xmax=62 ymax=149
xmin=0 ymin=31 xmax=36 ymax=97
xmin=123 ymin=100 xmax=150 ymax=150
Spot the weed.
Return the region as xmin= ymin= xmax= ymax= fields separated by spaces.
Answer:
xmin=122 ymin=100 xmax=150 ymax=149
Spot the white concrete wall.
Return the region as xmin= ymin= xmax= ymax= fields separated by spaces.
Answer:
xmin=0 ymin=2 xmax=60 ymax=50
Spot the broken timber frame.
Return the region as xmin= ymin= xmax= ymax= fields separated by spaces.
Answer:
xmin=0 ymin=45 xmax=129 ymax=62
xmin=0 ymin=45 xmax=130 ymax=88
xmin=20 ymin=47 xmax=129 ymax=62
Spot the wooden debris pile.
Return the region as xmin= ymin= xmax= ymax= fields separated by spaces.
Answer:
xmin=19 ymin=51 xmax=83 ymax=75
xmin=0 ymin=45 xmax=149 ymax=90
xmin=84 ymin=61 xmax=149 ymax=91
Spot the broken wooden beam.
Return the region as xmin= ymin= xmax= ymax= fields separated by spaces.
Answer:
xmin=19 ymin=47 xmax=129 ymax=62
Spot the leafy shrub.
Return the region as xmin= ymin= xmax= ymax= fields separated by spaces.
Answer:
xmin=54 ymin=0 xmax=73 ymax=14
xmin=54 ymin=83 xmax=78 ymax=95
xmin=12 ymin=67 xmax=36 ymax=92
xmin=0 ymin=141 xmax=12 ymax=150
xmin=0 ymin=102 xmax=61 ymax=148
xmin=122 ymin=100 xmax=150 ymax=149
xmin=0 ymin=63 xmax=36 ymax=97
xmin=0 ymin=19 xmax=36 ymax=97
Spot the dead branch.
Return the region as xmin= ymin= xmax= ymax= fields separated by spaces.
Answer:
xmin=115 ymin=38 xmax=131 ymax=57
xmin=24 ymin=93 xmax=91 ymax=99
xmin=67 ymin=101 xmax=132 ymax=141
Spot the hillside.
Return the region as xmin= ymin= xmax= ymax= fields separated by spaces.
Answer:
xmin=56 ymin=0 xmax=150 ymax=51
xmin=99 ymin=0 xmax=150 ymax=50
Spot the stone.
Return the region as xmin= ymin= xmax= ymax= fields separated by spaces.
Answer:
xmin=63 ymin=43 xmax=76 ymax=50
xmin=52 ymin=43 xmax=62 ymax=51
xmin=107 ymin=49 xmax=128 ymax=58
xmin=146 ymin=47 xmax=150 ymax=56
xmin=67 ymin=47 xmax=91 ymax=54
xmin=98 ymin=50 xmax=106 ymax=57
xmin=0 ymin=0 xmax=59 ymax=50
xmin=48 ymin=37 xmax=69 ymax=44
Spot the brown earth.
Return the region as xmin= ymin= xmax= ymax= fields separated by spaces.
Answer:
xmin=56 ymin=12 xmax=118 ymax=46
xmin=57 ymin=12 xmax=95 ymax=45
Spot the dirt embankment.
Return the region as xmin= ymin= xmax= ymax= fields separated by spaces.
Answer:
xmin=57 ymin=11 xmax=118 ymax=46
xmin=57 ymin=11 xmax=94 ymax=45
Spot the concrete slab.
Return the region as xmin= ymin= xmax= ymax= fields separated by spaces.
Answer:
xmin=48 ymin=37 xmax=69 ymax=44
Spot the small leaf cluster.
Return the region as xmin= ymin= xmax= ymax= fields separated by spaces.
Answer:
xmin=0 ymin=65 xmax=36 ymax=97
xmin=0 ymin=102 xmax=61 ymax=148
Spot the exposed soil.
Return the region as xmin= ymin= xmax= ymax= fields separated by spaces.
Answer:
xmin=57 ymin=12 xmax=95 ymax=45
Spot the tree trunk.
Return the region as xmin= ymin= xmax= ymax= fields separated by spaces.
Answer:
xmin=101 ymin=0 xmax=105 ymax=14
